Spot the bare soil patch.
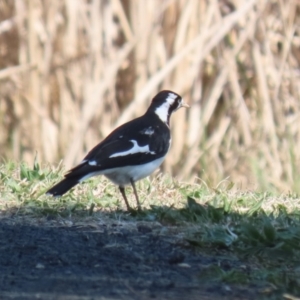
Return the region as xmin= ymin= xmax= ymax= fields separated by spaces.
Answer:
xmin=0 ymin=215 xmax=258 ymax=300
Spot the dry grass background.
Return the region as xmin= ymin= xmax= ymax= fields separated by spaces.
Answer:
xmin=0 ymin=0 xmax=300 ymax=193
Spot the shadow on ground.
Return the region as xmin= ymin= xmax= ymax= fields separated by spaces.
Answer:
xmin=0 ymin=204 xmax=263 ymax=300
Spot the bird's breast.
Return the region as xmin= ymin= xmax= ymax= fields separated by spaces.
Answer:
xmin=103 ymin=156 xmax=165 ymax=186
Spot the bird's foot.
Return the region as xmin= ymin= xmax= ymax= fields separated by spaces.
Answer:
xmin=126 ymin=206 xmax=142 ymax=215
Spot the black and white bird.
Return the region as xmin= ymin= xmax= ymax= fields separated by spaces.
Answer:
xmin=46 ymin=90 xmax=189 ymax=211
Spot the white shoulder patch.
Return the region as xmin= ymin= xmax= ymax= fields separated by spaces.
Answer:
xmin=140 ymin=127 xmax=155 ymax=136
xmin=88 ymin=160 xmax=97 ymax=166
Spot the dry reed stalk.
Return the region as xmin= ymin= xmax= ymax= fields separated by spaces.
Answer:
xmin=0 ymin=0 xmax=300 ymax=192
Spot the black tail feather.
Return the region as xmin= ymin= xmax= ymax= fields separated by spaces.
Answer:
xmin=46 ymin=178 xmax=79 ymax=196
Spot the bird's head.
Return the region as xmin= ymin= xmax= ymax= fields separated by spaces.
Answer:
xmin=148 ymin=90 xmax=189 ymax=125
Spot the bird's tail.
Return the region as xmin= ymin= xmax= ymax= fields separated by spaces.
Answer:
xmin=46 ymin=177 xmax=79 ymax=196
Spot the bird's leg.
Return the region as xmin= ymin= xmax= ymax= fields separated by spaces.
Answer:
xmin=130 ymin=179 xmax=141 ymax=211
xmin=119 ymin=186 xmax=132 ymax=211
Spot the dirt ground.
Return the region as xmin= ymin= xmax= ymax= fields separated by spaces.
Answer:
xmin=0 ymin=215 xmax=258 ymax=300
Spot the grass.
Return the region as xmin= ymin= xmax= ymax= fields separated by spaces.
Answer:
xmin=1 ymin=162 xmax=300 ymax=299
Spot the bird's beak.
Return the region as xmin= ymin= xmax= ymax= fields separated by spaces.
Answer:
xmin=181 ymin=100 xmax=189 ymax=108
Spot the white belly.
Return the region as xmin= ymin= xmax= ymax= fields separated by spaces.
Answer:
xmin=79 ymin=156 xmax=165 ymax=187
xmin=104 ymin=156 xmax=165 ymax=186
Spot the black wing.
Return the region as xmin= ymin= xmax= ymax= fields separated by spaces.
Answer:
xmin=83 ymin=115 xmax=170 ymax=169
xmin=45 ymin=113 xmax=170 ymax=195
xmin=66 ymin=114 xmax=170 ymax=179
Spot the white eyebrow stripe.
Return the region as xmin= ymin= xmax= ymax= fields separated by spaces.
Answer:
xmin=109 ymin=140 xmax=155 ymax=158
xmin=166 ymin=92 xmax=177 ymax=102
xmin=154 ymin=92 xmax=177 ymax=123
